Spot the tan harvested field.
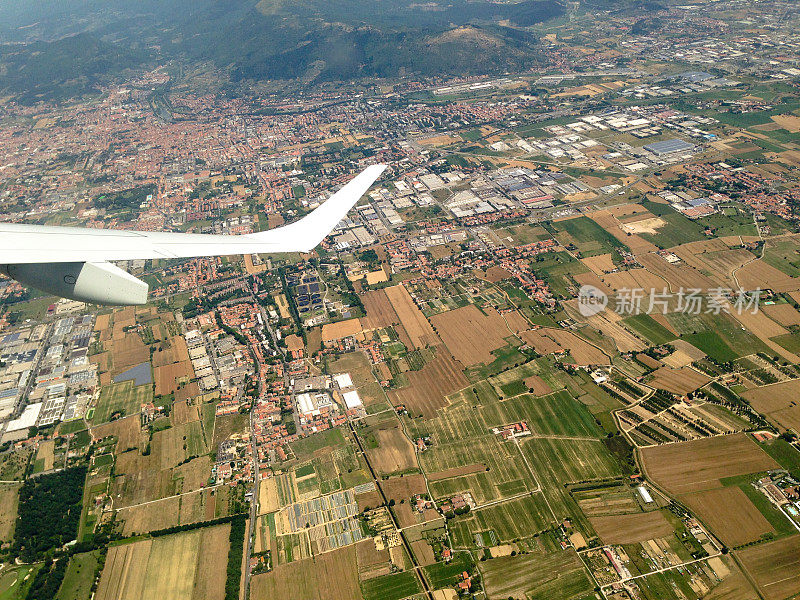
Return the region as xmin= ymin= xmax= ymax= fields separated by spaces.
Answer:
xmin=641 ymin=434 xmax=779 ymax=494
xmin=427 ymin=463 xmax=488 ymax=482
xmin=771 ymin=114 xmax=800 ymax=132
xmin=684 ymin=487 xmax=773 ymax=547
xmin=172 ymin=400 xmax=200 ymax=425
xmin=600 ymin=267 xmax=670 ymax=295
xmin=704 ymin=563 xmax=759 ymax=600
xmin=737 ymin=535 xmax=800 ymax=600
xmin=763 ymin=303 xmax=800 ymax=327
xmin=520 ymin=329 xmax=563 ymax=355
xmin=96 ymin=524 xmax=230 ymax=600
xmin=523 ymin=375 xmax=552 ymax=396
xmin=361 ymin=289 xmax=415 ymax=349
xmin=608 ymin=203 xmax=651 ymax=219
xmin=573 ymin=271 xmax=615 ymax=298
xmin=251 ymin=544 xmax=363 ymax=600
xmin=384 ymin=284 xmax=439 ymax=348
xmin=154 ymin=361 xmax=195 ymax=396
xmin=382 ymin=474 xmax=428 ymax=503
xmin=546 ymin=328 xmax=610 ymax=366
xmin=730 ymin=307 xmax=799 ymax=363
xmin=111 ymin=333 xmax=150 ymax=375
xmin=581 ymin=253 xmax=616 ymax=275
xmin=366 ymin=426 xmax=417 ymax=475
xmin=356 ymin=539 xmax=390 ymax=579
xmin=637 ymin=253 xmax=717 ymax=292
xmin=152 ymin=336 xmax=191 ymax=368
xmin=648 ymin=366 xmax=710 ymax=395
xmin=662 ymin=339 xmax=706 ymax=368
xmin=321 ymin=318 xmax=362 ymax=343
xmin=743 ymin=379 xmax=800 ymax=432
xmin=0 ymin=482 xmax=20 ymax=542
xmin=565 ymin=301 xmax=646 ymax=353
xmin=672 ymin=244 xmax=754 ymax=286
xmin=258 ymin=477 xmax=280 ymax=515
xmin=118 ymin=488 xmax=222 ymax=535
xmin=736 ymin=260 xmax=800 ymax=293
xmin=153 ymin=422 xmax=208 ymax=469
xmin=95 ymin=313 xmax=112 ymax=332
xmin=388 ymin=350 xmax=468 ymax=418
xmin=429 ymin=304 xmax=512 ymax=366
xmin=589 ymin=511 xmax=673 ymax=545
xmin=91 ymin=415 xmax=143 ymax=453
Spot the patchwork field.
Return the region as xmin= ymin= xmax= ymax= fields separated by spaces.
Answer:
xmin=112 ymin=454 xmax=212 ymax=508
xmin=154 ymin=361 xmax=194 ymax=396
xmin=589 ymin=510 xmax=673 ymax=545
xmin=388 ymin=349 xmax=468 ymax=418
xmin=736 ymin=535 xmax=800 ymax=600
xmin=95 ymin=524 xmax=230 ymax=600
xmin=429 ymin=304 xmax=513 ymax=366
xmin=384 ymin=284 xmax=439 ymax=348
xmin=641 ymin=434 xmax=779 ymax=495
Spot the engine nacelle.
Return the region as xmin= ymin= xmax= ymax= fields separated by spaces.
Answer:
xmin=0 ymin=262 xmax=149 ymax=306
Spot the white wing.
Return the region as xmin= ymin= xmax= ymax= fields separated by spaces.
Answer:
xmin=0 ymin=164 xmax=386 ymax=264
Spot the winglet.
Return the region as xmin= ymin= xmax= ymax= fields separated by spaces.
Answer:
xmin=254 ymin=164 xmax=386 ymax=252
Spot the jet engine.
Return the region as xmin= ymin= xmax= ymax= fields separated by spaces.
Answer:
xmin=0 ymin=262 xmax=148 ymax=306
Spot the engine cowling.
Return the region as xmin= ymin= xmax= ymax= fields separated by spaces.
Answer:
xmin=0 ymin=261 xmax=149 ymax=306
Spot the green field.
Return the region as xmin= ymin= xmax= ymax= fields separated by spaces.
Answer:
xmin=770 ymin=332 xmax=800 ymax=354
xmin=622 ymin=313 xmax=677 ymax=346
xmin=519 ymin=438 xmax=621 ymax=536
xmin=758 ymin=438 xmax=800 ymax=477
xmin=289 ymin=428 xmax=346 ymax=461
xmin=91 ymin=381 xmax=152 ymax=424
xmin=360 ymin=570 xmax=421 ymax=600
xmin=682 ymin=331 xmax=739 ymax=363
xmin=0 ymin=564 xmax=40 ymax=600
xmin=637 ymin=200 xmax=706 ymax=249
xmin=55 ymin=551 xmax=99 ymax=600
xmin=762 ymin=239 xmax=800 ymax=277
xmin=480 ymin=390 xmax=602 ymax=439
xmin=550 ymin=216 xmax=627 ymax=257
xmin=481 ymin=550 xmax=595 ymax=600
xmin=423 ymin=552 xmax=474 ymax=588
xmin=451 ymin=494 xmax=554 ymax=545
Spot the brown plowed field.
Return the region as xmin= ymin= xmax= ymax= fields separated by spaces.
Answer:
xmin=683 ymin=487 xmax=774 ymax=547
xmin=546 ymin=329 xmax=610 ymax=366
xmin=388 ymin=350 xmax=468 ymax=418
xmin=648 ymin=367 xmax=710 ymax=395
xmin=520 ymin=330 xmax=563 ymax=355
xmin=641 ymin=434 xmax=779 ymax=495
xmin=384 ymin=284 xmax=439 ymax=348
xmin=91 ymin=415 xmax=143 ymax=453
xmin=737 ymin=535 xmax=800 ymax=600
xmin=430 ymin=304 xmax=512 ymax=366
xmin=589 ymin=511 xmax=673 ymax=545
xmin=763 ymin=303 xmax=800 ymax=327
xmin=111 ymin=333 xmax=150 ymax=375
xmin=523 ymin=375 xmax=552 ymax=397
xmin=153 ymin=336 xmax=191 ymax=367
xmin=743 ymin=379 xmax=800 ymax=432
xmin=154 ymin=361 xmax=195 ymax=396
xmin=382 ymin=474 xmax=428 ymax=503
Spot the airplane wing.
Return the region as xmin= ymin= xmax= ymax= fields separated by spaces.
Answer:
xmin=0 ymin=164 xmax=385 ymax=305
xmin=0 ymin=164 xmax=386 ymax=264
